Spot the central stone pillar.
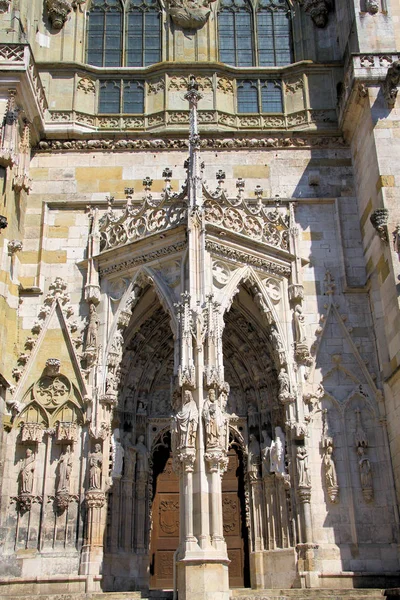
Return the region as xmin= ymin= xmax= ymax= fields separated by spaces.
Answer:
xmin=171 ymin=76 xmax=230 ymax=600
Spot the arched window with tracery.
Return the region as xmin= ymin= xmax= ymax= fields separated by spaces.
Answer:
xmin=87 ymin=0 xmax=123 ymax=67
xmin=126 ymin=0 xmax=161 ymax=67
xmin=218 ymin=0 xmax=292 ymax=67
xmin=256 ymin=0 xmax=292 ymax=66
xmin=86 ymin=0 xmax=161 ymax=67
xmin=218 ymin=0 xmax=254 ymax=67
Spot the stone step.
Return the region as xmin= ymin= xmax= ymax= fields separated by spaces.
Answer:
xmin=0 ymin=592 xmax=173 ymax=600
xmin=230 ymin=590 xmax=385 ymax=600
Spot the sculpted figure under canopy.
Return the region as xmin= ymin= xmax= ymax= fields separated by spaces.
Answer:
xmin=270 ymin=426 xmax=285 ymax=477
xmin=135 ymin=434 xmax=149 ymax=478
xmin=19 ymin=448 xmax=36 ymax=494
xmin=89 ymin=443 xmax=103 ymax=490
xmin=173 ymin=389 xmax=199 ymax=449
xmin=57 ymin=445 xmax=73 ymax=493
xmin=203 ymin=388 xmax=226 ymax=449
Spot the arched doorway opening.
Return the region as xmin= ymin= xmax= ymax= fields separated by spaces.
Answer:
xmin=222 ymin=440 xmax=250 ymax=588
xmin=149 ymin=432 xmax=179 ymax=590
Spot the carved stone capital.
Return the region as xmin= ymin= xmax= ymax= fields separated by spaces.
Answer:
xmin=84 ymin=284 xmax=101 ymax=305
xmin=46 ymin=0 xmax=72 ymax=29
xmin=17 ymin=493 xmax=42 ymax=513
xmin=288 ymin=283 xmax=304 ymax=304
xmin=297 ymin=484 xmax=312 ymax=504
xmin=383 ymin=60 xmax=400 ymax=107
xmin=204 ymin=449 xmax=228 ymax=474
xmin=0 ymin=215 xmax=8 ymax=230
xmin=173 ymin=449 xmax=196 ymax=473
xmin=85 ymin=489 xmax=105 ymax=509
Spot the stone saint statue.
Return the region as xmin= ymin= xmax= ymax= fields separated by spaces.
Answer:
xmin=357 ymin=445 xmax=373 ymax=500
xmin=174 ymin=390 xmax=199 ymax=449
xmin=88 ymin=443 xmax=103 ymax=490
xmin=247 ymin=434 xmax=261 ymax=480
xmin=270 ymin=426 xmax=285 ymax=477
xmin=293 ymin=304 xmax=307 ymax=345
xmin=296 ymin=446 xmax=311 ymax=487
xmin=86 ymin=303 xmax=99 ymax=348
xmin=19 ymin=448 xmax=36 ymax=494
xmin=123 ymin=432 xmax=137 ymax=479
xmin=261 ymin=430 xmax=272 ymax=478
xmin=57 ymin=445 xmax=73 ymax=493
xmin=134 ymin=435 xmax=149 ymax=480
xmin=203 ymin=388 xmax=225 ymax=449
xmin=111 ymin=429 xmax=124 ymax=479
xmin=323 ymin=445 xmax=337 ymax=488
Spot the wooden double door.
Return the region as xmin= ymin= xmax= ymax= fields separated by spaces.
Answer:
xmin=150 ymin=447 xmax=249 ymax=590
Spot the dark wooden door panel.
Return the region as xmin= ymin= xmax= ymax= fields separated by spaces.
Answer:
xmin=150 ymin=456 xmax=179 ymax=589
xmin=222 ymin=448 xmax=247 ymax=588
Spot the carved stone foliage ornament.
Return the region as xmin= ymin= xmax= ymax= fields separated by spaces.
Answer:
xmin=370 ymin=208 xmax=389 ymax=243
xmin=45 ymin=0 xmax=72 ymax=29
xmin=168 ymin=0 xmax=216 ymax=29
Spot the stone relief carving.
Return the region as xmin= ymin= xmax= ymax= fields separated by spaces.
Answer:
xmin=20 ymin=422 xmax=45 ymax=443
xmin=354 ymin=409 xmax=373 ymax=502
xmin=172 ymin=390 xmax=199 ymax=451
xmin=88 ymin=443 xmax=103 ymax=490
xmin=77 ymin=77 xmax=95 ymax=95
xmin=383 ymin=60 xmax=400 ymax=107
xmin=370 ymin=208 xmax=389 ymax=243
xmin=56 ymin=421 xmax=78 ymax=443
xmin=45 ymin=0 xmax=72 ymax=29
xmin=98 ymin=179 xmax=187 ymax=252
xmin=167 ymin=0 xmax=216 ymax=29
xmin=37 ymin=135 xmax=347 ymax=152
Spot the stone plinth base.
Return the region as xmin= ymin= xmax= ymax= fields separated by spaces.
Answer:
xmin=250 ymin=548 xmax=298 ymax=589
xmin=177 ymin=559 xmax=230 ymax=600
xmin=79 ymin=545 xmax=103 ymax=591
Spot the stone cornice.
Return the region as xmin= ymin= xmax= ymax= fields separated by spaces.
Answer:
xmin=0 ymin=44 xmax=47 ymax=141
xmin=338 ymin=52 xmax=400 ymax=132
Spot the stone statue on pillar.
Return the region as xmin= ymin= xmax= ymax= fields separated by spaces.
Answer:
xmin=247 ymin=434 xmax=261 ymax=481
xmin=270 ymin=426 xmax=285 ymax=477
xmin=88 ymin=443 xmax=103 ymax=490
xmin=172 ymin=389 xmax=199 ymax=450
xmin=203 ymin=388 xmax=227 ymax=450
xmin=19 ymin=448 xmax=36 ymax=494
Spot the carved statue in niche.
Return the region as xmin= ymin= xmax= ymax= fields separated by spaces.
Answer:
xmin=247 ymin=402 xmax=258 ymax=429
xmin=203 ymin=388 xmax=226 ymax=449
xmin=111 ymin=429 xmax=124 ymax=479
xmin=247 ymin=434 xmax=261 ymax=480
xmin=296 ymin=446 xmax=311 ymax=487
xmin=261 ymin=430 xmax=272 ymax=478
xmin=57 ymin=445 xmax=73 ymax=493
xmin=123 ymin=432 xmax=137 ymax=479
xmin=134 ymin=435 xmax=149 ymax=480
xmin=357 ymin=446 xmax=373 ymax=502
xmin=323 ymin=445 xmax=337 ymax=487
xmin=168 ymin=0 xmax=216 ymax=30
xmin=19 ymin=448 xmax=36 ymax=494
xmin=86 ymin=303 xmax=99 ymax=349
xmin=88 ymin=443 xmax=103 ymax=490
xmin=172 ymin=390 xmax=199 ymax=450
xmin=270 ymin=326 xmax=285 ymax=355
xmin=270 ymin=426 xmax=285 ymax=477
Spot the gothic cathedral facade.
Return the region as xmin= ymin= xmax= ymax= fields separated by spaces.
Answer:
xmin=1 ymin=0 xmax=400 ymax=598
